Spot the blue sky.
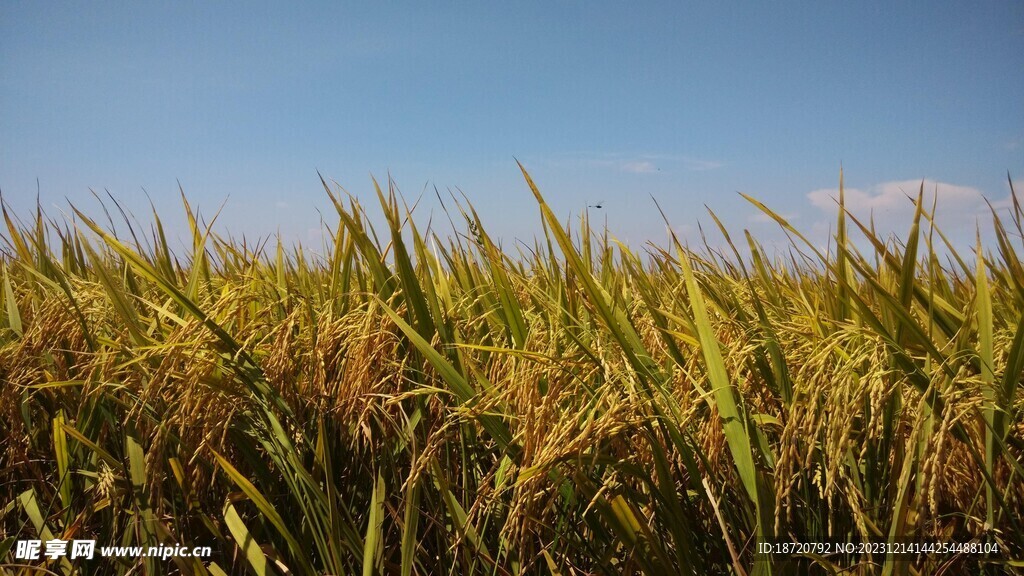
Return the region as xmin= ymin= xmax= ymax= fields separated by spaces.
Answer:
xmin=2 ymin=2 xmax=1022 ymax=253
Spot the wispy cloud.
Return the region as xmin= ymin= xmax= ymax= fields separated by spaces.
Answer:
xmin=621 ymin=161 xmax=659 ymax=174
xmin=630 ymin=154 xmax=725 ymax=172
xmin=540 ymin=152 xmax=724 ymax=173
xmin=679 ymin=157 xmax=725 ymax=171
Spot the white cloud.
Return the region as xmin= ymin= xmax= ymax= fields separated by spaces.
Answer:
xmin=807 ymin=179 xmax=994 ymax=233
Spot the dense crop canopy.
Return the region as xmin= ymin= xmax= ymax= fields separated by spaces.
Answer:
xmin=1 ymin=170 xmax=1022 ymax=575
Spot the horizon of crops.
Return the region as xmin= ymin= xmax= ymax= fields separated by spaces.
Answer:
xmin=2 ymin=166 xmax=1023 ymax=575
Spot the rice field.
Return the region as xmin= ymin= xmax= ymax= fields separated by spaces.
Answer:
xmin=1 ymin=167 xmax=1022 ymax=575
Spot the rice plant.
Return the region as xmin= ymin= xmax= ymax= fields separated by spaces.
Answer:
xmin=1 ymin=167 xmax=1022 ymax=575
